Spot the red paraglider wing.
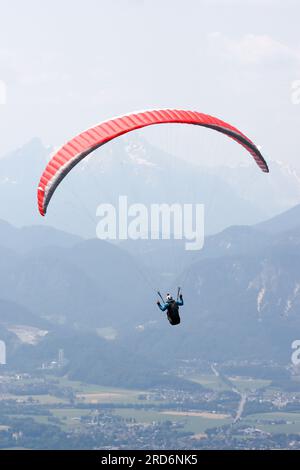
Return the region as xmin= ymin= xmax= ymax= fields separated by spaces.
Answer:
xmin=37 ymin=109 xmax=269 ymax=216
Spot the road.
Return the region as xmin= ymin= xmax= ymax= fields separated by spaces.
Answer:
xmin=211 ymin=363 xmax=247 ymax=423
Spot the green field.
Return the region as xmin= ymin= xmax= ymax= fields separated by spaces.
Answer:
xmin=50 ymin=408 xmax=91 ymax=430
xmin=55 ymin=377 xmax=152 ymax=404
xmin=244 ymin=412 xmax=300 ymax=434
xmin=114 ymin=408 xmax=231 ymax=434
xmin=187 ymin=374 xmax=231 ymax=391
xmin=8 ymin=406 xmax=232 ymax=435
xmin=8 ymin=414 xmax=51 ymax=425
xmin=229 ymin=377 xmax=271 ymax=392
xmin=7 ymin=375 xmax=300 ymax=438
xmin=1 ymin=394 xmax=68 ymax=405
xmin=7 ymin=409 xmax=92 ymax=431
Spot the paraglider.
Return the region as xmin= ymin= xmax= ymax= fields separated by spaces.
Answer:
xmin=157 ymin=288 xmax=184 ymax=326
xmin=37 ymin=108 xmax=269 ymax=217
xmin=37 ymin=108 xmax=269 ymax=327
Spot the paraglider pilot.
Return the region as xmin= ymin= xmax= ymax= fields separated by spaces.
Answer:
xmin=157 ymin=290 xmax=184 ymax=325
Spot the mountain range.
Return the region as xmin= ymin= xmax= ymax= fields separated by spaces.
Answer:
xmin=0 ymin=137 xmax=300 ymax=386
xmin=1 ymin=136 xmax=300 ymax=237
xmin=0 ymin=204 xmax=299 ymax=385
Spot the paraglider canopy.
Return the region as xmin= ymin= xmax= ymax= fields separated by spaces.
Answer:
xmin=37 ymin=108 xmax=269 ymax=216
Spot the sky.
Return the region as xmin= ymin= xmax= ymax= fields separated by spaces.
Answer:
xmin=0 ymin=0 xmax=300 ymax=168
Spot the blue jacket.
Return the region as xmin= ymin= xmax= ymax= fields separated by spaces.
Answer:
xmin=158 ymin=298 xmax=184 ymax=312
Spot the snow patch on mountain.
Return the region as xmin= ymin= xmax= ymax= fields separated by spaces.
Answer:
xmin=7 ymin=325 xmax=48 ymax=345
xmin=257 ymin=287 xmax=266 ymax=313
xmin=125 ymin=142 xmax=157 ymax=168
xmin=284 ymin=283 xmax=300 ymax=316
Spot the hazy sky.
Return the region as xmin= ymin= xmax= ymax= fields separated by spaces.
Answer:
xmin=0 ymin=0 xmax=300 ymax=167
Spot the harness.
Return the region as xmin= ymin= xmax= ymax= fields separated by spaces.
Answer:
xmin=166 ymin=300 xmax=181 ymax=326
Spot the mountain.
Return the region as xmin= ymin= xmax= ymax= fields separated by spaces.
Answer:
xmin=0 ymin=220 xmax=152 ymax=331
xmin=256 ymin=204 xmax=300 ymax=235
xmin=120 ymin=203 xmax=300 ymax=281
xmin=121 ymin=210 xmax=300 ymax=365
xmin=0 ymin=138 xmax=50 ymax=228
xmin=0 ymin=219 xmax=81 ymax=254
xmin=0 ymin=203 xmax=300 ymax=382
xmin=1 ymin=136 xmax=300 ymax=239
xmin=214 ymin=159 xmax=300 ymax=219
